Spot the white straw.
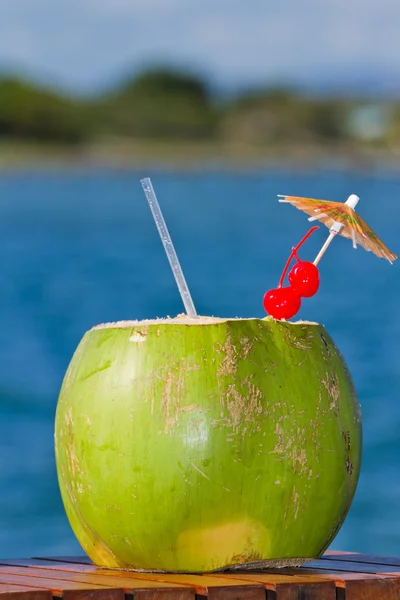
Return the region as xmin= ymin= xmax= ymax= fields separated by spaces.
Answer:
xmin=141 ymin=177 xmax=198 ymax=318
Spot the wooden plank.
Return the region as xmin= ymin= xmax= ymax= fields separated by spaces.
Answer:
xmin=0 ymin=584 xmax=52 ymax=600
xmin=5 ymin=553 xmax=400 ymax=600
xmin=90 ymin=573 xmax=265 ymax=600
xmin=0 ymin=561 xmax=337 ymax=600
xmin=0 ymin=561 xmax=75 ymax=568
xmin=0 ymin=561 xmax=97 ymax=574
xmin=0 ymin=567 xmax=194 ymax=600
xmin=35 ymin=559 xmax=92 ymax=566
xmin=275 ymin=568 xmax=400 ymax=599
xmin=8 ymin=556 xmax=397 ymax=599
xmin=62 ymin=592 xmax=123 ymax=600
xmin=208 ymin=572 xmax=334 ymax=583
xmin=31 ymin=559 xmax=272 ymax=600
xmin=322 ymin=551 xmax=400 ymax=568
xmin=311 ymin=573 xmax=400 ymax=600
xmin=94 ymin=573 xmax=264 ymax=600
xmin=208 ymin=573 xmax=336 ymax=600
xmin=0 ymin=561 xmax=270 ymax=600
xmin=0 ymin=565 xmax=264 ymax=600
xmin=302 ymin=558 xmax=400 ymax=573
xmin=323 ymin=551 xmax=355 ymax=556
xmin=279 ymin=567 xmax=396 ymax=579
xmin=0 ymin=573 xmax=125 ymax=600
xmin=339 ymin=578 xmax=400 ymax=600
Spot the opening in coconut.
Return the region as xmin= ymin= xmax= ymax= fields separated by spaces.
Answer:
xmin=91 ymin=315 xmax=319 ymax=330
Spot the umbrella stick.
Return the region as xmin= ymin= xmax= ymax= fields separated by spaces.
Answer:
xmin=314 ymin=232 xmax=336 ymax=266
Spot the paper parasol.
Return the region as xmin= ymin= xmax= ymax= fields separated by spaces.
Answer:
xmin=278 ymin=194 xmax=397 ymax=265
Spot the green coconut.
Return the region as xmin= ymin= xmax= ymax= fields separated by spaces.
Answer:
xmin=55 ymin=316 xmax=361 ymax=573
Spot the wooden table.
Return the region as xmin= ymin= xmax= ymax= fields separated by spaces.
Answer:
xmin=0 ymin=551 xmax=400 ymax=599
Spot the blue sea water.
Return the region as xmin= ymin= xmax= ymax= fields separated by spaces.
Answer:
xmin=0 ymin=167 xmax=398 ymax=559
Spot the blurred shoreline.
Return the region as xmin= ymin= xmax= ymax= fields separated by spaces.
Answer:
xmin=3 ymin=67 xmax=400 ymax=175
xmin=2 ymin=139 xmax=400 ymax=175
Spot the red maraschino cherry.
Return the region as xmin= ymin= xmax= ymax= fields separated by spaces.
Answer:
xmin=288 ymin=261 xmax=320 ymax=297
xmin=264 ymin=287 xmax=301 ymax=320
xmin=263 ymin=225 xmax=320 ymax=320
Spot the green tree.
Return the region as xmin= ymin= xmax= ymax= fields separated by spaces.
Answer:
xmin=98 ymin=67 xmax=216 ymax=139
xmin=0 ymin=77 xmax=88 ymax=144
xmin=220 ymin=87 xmax=350 ymax=145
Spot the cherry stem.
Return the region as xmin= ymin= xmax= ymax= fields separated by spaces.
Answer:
xmin=278 ymin=226 xmax=319 ymax=288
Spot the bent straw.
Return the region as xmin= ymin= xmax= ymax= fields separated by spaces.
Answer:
xmin=141 ymin=177 xmax=198 ymax=318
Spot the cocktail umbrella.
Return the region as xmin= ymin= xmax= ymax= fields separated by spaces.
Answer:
xmin=278 ymin=194 xmax=397 ymax=265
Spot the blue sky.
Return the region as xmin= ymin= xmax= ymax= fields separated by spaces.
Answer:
xmin=2 ymin=0 xmax=400 ymax=94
